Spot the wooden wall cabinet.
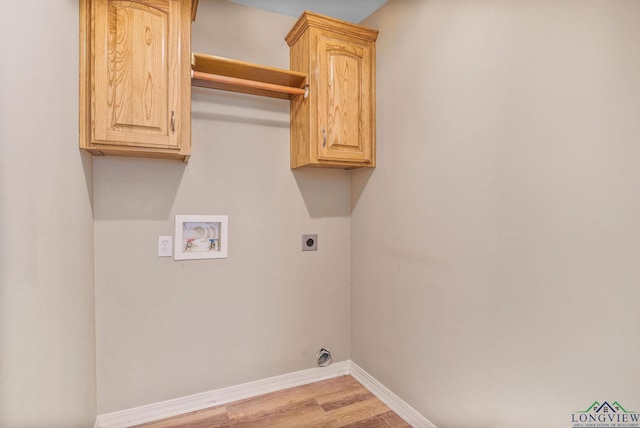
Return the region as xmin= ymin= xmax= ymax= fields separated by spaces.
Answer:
xmin=286 ymin=12 xmax=379 ymax=169
xmin=80 ymin=0 xmax=192 ymax=161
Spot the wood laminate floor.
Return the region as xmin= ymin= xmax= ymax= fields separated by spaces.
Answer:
xmin=133 ymin=375 xmax=411 ymax=428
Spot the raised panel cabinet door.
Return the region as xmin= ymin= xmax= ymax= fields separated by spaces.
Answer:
xmin=93 ymin=0 xmax=180 ymax=149
xmin=316 ymin=34 xmax=373 ymax=164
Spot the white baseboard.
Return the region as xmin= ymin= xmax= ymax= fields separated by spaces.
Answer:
xmin=348 ymin=361 xmax=437 ymax=428
xmin=94 ymin=361 xmax=351 ymax=428
xmin=94 ymin=360 xmax=436 ymax=428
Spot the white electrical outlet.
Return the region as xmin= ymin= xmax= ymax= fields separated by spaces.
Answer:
xmin=158 ymin=236 xmax=172 ymax=257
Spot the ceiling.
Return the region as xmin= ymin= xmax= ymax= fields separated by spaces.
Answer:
xmin=228 ymin=0 xmax=388 ymax=23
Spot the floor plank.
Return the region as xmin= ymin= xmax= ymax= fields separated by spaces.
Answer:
xmin=133 ymin=375 xmax=410 ymax=428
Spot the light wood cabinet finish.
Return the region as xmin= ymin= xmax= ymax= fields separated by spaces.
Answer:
xmin=80 ymin=0 xmax=192 ymax=161
xmin=286 ymin=12 xmax=378 ymax=169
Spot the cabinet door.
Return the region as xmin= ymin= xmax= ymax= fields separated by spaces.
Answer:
xmin=93 ymin=0 xmax=181 ymax=150
xmin=316 ymin=34 xmax=373 ymax=164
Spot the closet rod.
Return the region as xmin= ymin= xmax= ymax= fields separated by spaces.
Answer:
xmin=191 ymin=71 xmax=307 ymax=97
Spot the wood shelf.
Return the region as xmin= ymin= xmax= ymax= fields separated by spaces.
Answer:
xmin=191 ymin=53 xmax=308 ymax=100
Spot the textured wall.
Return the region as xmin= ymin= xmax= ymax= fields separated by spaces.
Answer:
xmin=352 ymin=1 xmax=640 ymax=427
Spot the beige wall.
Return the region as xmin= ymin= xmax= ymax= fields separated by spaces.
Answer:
xmin=353 ymin=1 xmax=640 ymax=427
xmin=94 ymin=1 xmax=351 ymax=413
xmin=0 ymin=1 xmax=97 ymax=427
xmin=5 ymin=1 xmax=639 ymax=425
